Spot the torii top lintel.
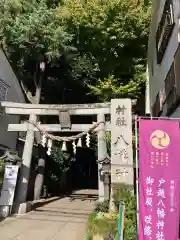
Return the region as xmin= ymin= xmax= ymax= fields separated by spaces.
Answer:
xmin=1 ymin=100 xmax=136 ymax=116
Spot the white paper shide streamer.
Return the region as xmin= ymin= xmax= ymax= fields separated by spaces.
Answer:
xmin=72 ymin=140 xmax=76 ymax=154
xmin=61 ymin=141 xmax=67 ymax=151
xmin=86 ymin=133 xmax=90 ymax=147
xmin=41 ymin=134 xmax=47 ymax=147
xmin=77 ymin=138 xmax=82 ymax=147
xmin=47 ymin=139 xmax=53 ymax=156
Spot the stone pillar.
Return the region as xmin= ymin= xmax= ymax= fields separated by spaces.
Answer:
xmin=110 ymin=99 xmax=133 ymax=212
xmin=97 ymin=113 xmax=106 ymax=201
xmin=15 ymin=114 xmax=37 ymax=213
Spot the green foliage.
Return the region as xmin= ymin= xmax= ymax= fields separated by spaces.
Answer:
xmin=49 ymin=147 xmax=72 ymax=179
xmin=87 ymin=185 xmax=137 ymax=239
xmin=88 ymin=74 xmax=143 ymax=101
xmin=51 ymin=147 xmax=72 ymax=172
xmin=0 ymin=0 xmax=151 ymax=104
xmin=95 ymin=200 xmax=109 ymax=213
xmin=57 ymin=0 xmax=151 ymax=101
xmin=43 ymin=146 xmax=72 ymax=194
xmin=0 ymin=0 xmax=73 ymax=58
xmin=87 ymin=211 xmax=117 ymax=238
xmin=71 ymin=54 xmax=98 ymax=81
xmin=0 ymin=0 xmax=77 ymax=102
xmin=86 ymin=231 xmax=93 ymax=240
xmin=112 ymin=184 xmax=137 ymax=240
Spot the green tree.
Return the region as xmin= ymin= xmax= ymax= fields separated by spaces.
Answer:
xmin=0 ymin=0 xmax=97 ymax=105
xmin=0 ymin=0 xmax=75 ymax=104
xmin=0 ymin=0 xmax=151 ymax=102
xmin=57 ymin=0 xmax=151 ymax=100
xmin=0 ymin=0 xmax=76 ymax=200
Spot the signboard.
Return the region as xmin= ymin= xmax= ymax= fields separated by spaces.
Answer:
xmin=111 ymin=99 xmax=133 ymax=185
xmin=0 ymin=165 xmax=19 ymax=206
xmin=139 ymin=119 xmax=180 ymax=240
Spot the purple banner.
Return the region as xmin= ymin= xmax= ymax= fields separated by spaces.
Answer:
xmin=139 ymin=119 xmax=180 ymax=240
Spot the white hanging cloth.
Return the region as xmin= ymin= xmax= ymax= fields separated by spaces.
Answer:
xmin=47 ymin=139 xmax=52 ymax=156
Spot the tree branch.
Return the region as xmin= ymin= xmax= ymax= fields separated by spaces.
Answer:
xmin=33 ymin=70 xmax=38 ymax=89
xmin=34 ymin=76 xmax=42 ymax=104
xmin=20 ymin=81 xmax=35 ymax=103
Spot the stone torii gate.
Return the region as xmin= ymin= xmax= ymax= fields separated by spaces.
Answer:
xmin=1 ymin=99 xmax=134 ymax=214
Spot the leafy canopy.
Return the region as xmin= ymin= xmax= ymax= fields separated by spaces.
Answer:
xmin=0 ymin=0 xmax=77 ymax=102
xmin=56 ymin=0 xmax=151 ymax=99
xmin=0 ymin=0 xmax=73 ymax=59
xmin=0 ymin=0 xmax=151 ymax=102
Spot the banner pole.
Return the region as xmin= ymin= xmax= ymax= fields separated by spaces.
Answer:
xmin=117 ymin=201 xmax=125 ymax=240
xmin=135 ymin=115 xmax=139 ymax=238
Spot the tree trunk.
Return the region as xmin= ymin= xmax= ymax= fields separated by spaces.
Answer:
xmin=21 ymin=61 xmax=46 ymax=201
xmin=33 ymin=81 xmax=46 ymax=201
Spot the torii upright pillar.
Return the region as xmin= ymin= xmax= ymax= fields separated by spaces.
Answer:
xmin=97 ymin=113 xmax=107 ymax=201
xmin=14 ymin=114 xmax=37 ymax=213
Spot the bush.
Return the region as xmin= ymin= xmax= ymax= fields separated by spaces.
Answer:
xmin=87 ymin=200 xmax=118 ymax=239
xmin=87 ymin=211 xmax=118 ymax=238
xmin=87 ymin=185 xmax=137 ymax=239
xmin=44 ymin=147 xmax=73 ymax=195
xmin=112 ymin=184 xmax=137 ymax=240
xmin=86 ymin=230 xmax=93 ymax=240
xmin=94 ymin=200 xmax=109 ymax=213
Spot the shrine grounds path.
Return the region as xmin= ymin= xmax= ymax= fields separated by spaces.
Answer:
xmin=0 ymin=189 xmax=97 ymax=240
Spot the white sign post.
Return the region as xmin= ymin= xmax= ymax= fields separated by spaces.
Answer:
xmin=111 ymin=99 xmax=133 ymax=186
xmin=0 ymin=165 xmax=19 ymax=217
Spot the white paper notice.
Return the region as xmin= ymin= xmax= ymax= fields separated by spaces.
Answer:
xmin=0 ymin=165 xmax=19 ymax=206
